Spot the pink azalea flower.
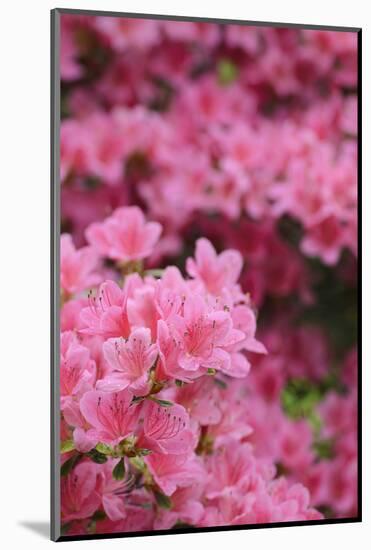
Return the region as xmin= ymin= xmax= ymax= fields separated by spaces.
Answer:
xmin=80 ymin=276 xmax=141 ymax=339
xmin=60 ymin=17 xmax=83 ymax=81
xmin=99 ymin=328 xmax=158 ymax=394
xmin=94 ymin=17 xmax=161 ymax=51
xmin=205 ymin=442 xmax=265 ymax=499
xmin=60 ymin=234 xmax=100 ymax=296
xmin=172 ymin=377 xmax=221 ymax=426
xmin=154 ymin=485 xmax=205 ymax=530
xmin=127 ymin=283 xmax=159 ymax=339
xmin=95 ymin=490 xmax=155 ymax=534
xmin=156 ymin=319 xmax=199 ymax=383
xmin=326 ymin=456 xmax=357 ymax=516
xmin=301 ymin=215 xmax=346 ymax=265
xmin=207 ymin=384 xmax=253 ymax=446
xmin=138 ymin=400 xmax=194 ymax=455
xmin=61 ymin=462 xmax=101 ymax=522
xmin=146 ymin=452 xmax=205 ymax=496
xmin=61 ymin=298 xmax=87 ymax=332
xmin=62 ymin=397 xmax=98 ymax=453
xmin=86 ymin=206 xmax=162 ymax=262
xmin=60 ymin=331 xmax=95 ymax=400
xmin=154 ymin=279 xmax=183 ymax=321
xmin=186 ymin=238 xmax=243 ymax=295
xmin=170 ymin=294 xmax=238 ymax=375
xmin=98 ymin=459 xmax=130 ymax=521
xmin=278 ymin=419 xmax=315 ymax=471
xmin=225 ymin=25 xmax=261 ymax=54
xmin=269 ymin=478 xmax=323 ymax=522
xmin=162 ymin=21 xmax=220 ymax=48
xmin=79 ymin=389 xmax=139 ymax=445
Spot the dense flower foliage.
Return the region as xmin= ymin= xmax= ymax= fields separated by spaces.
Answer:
xmin=59 ymin=14 xmax=358 ymax=536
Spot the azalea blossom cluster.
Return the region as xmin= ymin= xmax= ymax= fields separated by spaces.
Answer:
xmin=60 ymin=207 xmax=324 ymax=535
xmin=60 ymin=15 xmax=357 ymax=270
xmin=59 ymin=14 xmax=358 ymax=536
xmin=246 ymin=330 xmax=358 ymax=518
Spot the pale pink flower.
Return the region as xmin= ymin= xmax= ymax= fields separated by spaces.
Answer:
xmin=99 ymin=328 xmax=158 ymax=394
xmin=278 ymin=419 xmax=314 ymax=471
xmin=154 ymin=485 xmax=205 ymax=530
xmin=248 ymin=356 xmax=285 ymax=403
xmin=79 ymin=389 xmax=139 ymax=445
xmin=186 ymin=238 xmax=243 ymax=295
xmin=171 ymin=294 xmax=241 ymax=375
xmin=61 ymin=462 xmax=101 ymax=522
xmin=61 ymin=298 xmax=87 ymax=332
xmin=60 ymin=17 xmax=83 ymax=81
xmin=98 ymin=459 xmax=130 ymax=521
xmin=95 ymin=491 xmax=155 ymax=534
xmin=205 ymin=442 xmax=267 ymax=499
xmin=225 ymin=25 xmax=262 ymax=54
xmin=60 ymin=119 xmax=94 ymax=181
xmin=83 ymin=112 xmax=127 ymax=184
xmin=207 ymin=385 xmax=253 ymax=446
xmin=162 ymin=21 xmax=220 ymax=47
xmin=172 ymin=377 xmax=221 ymax=426
xmin=94 ymin=17 xmax=161 ymax=51
xmin=230 ymin=305 xmax=267 ymax=354
xmin=156 ymin=319 xmax=192 ymax=383
xmin=146 ymin=452 xmax=205 ymax=496
xmin=269 ymin=478 xmax=323 ymax=522
xmin=86 ymin=206 xmax=162 ymax=262
xmin=61 ymin=234 xmax=99 ymax=296
xmin=326 ymin=457 xmax=358 ymax=516
xmin=127 ymin=283 xmax=159 ymax=339
xmin=60 ymin=331 xmax=95 ymax=400
xmin=138 ymin=400 xmax=194 ymax=455
xmin=62 ymin=397 xmax=97 ymax=453
xmin=301 ymin=216 xmax=346 ymax=265
xmin=80 ymin=276 xmax=141 ymax=339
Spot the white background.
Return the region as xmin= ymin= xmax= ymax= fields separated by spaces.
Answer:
xmin=0 ymin=0 xmax=368 ymax=547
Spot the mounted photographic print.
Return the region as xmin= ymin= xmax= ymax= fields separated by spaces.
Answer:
xmin=51 ymin=8 xmax=361 ymax=542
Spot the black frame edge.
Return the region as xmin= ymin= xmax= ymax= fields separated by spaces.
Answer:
xmin=54 ymin=7 xmax=361 ymax=32
xmin=51 ymin=7 xmax=61 ymax=543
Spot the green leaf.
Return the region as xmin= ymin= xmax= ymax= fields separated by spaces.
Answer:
xmin=130 ymin=456 xmax=146 ymax=472
xmin=61 ymin=454 xmax=81 ymax=477
xmin=91 ymin=509 xmax=107 ymax=522
xmin=60 ymin=439 xmax=75 ymax=454
xmin=217 ymin=58 xmax=239 ymax=86
xmin=139 ymin=502 xmax=153 ymax=510
xmin=95 ymin=442 xmax=113 ymax=455
xmin=112 ymin=458 xmax=126 ymax=480
xmin=131 ymin=396 xmax=145 ymax=405
xmin=154 ymin=490 xmax=172 ymax=509
xmin=60 ymin=522 xmax=73 ymax=535
xmin=83 ymin=175 xmax=101 ymax=190
xmin=87 ymin=449 xmax=108 ymax=464
xmin=214 ymin=378 xmax=227 ymax=389
xmin=207 ymin=368 xmax=216 ymax=376
xmin=281 ymin=378 xmax=321 ymax=419
xmin=277 ymin=214 xmax=304 ymax=248
xmin=313 ymin=438 xmax=335 ymax=460
xmin=150 ymin=397 xmax=174 ymax=407
xmin=175 ymin=379 xmax=185 ymax=387
xmin=87 ymin=520 xmax=97 ymax=535
xmin=137 ymin=448 xmax=152 ymax=456
xmin=308 ymin=411 xmax=323 ymax=437
xmin=172 ymin=521 xmax=194 ymax=529
xmin=144 ymin=269 xmax=164 ymax=278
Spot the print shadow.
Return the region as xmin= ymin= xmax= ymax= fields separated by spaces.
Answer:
xmin=19 ymin=521 xmax=49 ymax=539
